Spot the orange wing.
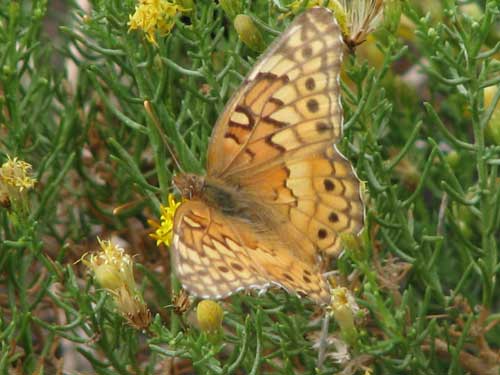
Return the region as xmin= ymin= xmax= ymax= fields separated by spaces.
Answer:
xmin=207 ymin=7 xmax=344 ymax=179
xmin=172 ymin=200 xmax=332 ymax=304
xmin=237 ymin=145 xmax=364 ymax=256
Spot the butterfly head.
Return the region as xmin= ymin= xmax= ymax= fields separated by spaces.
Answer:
xmin=172 ymin=173 xmax=204 ymax=200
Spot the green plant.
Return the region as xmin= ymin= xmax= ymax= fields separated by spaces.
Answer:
xmin=0 ymin=0 xmax=499 ymax=374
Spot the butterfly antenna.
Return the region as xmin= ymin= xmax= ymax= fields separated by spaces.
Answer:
xmin=113 ymin=197 xmax=147 ymax=216
xmin=114 ymin=184 xmax=176 ymax=215
xmin=143 ymin=100 xmax=184 ymax=174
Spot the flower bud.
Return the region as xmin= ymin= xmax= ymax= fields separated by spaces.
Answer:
xmin=93 ymin=263 xmax=124 ymax=291
xmin=234 ymin=15 xmax=265 ymax=52
xmin=484 ymin=86 xmax=500 ymax=145
xmin=445 ymin=150 xmax=460 ymax=169
xmin=197 ymin=300 xmax=223 ymax=333
xmin=82 ymin=239 xmax=151 ymax=329
xmin=219 ymin=0 xmax=243 ymax=20
xmin=330 ymin=287 xmax=358 ymax=344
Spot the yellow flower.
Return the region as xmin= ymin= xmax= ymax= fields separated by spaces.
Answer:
xmin=330 ymin=287 xmax=359 ymax=343
xmin=196 ymin=300 xmax=224 ymax=333
xmin=0 ymin=156 xmax=36 ymax=193
xmin=83 ymin=238 xmax=136 ymax=292
xmin=128 ymin=0 xmax=182 ymax=45
xmin=149 ymin=194 xmax=182 ymax=247
xmin=82 ymin=238 xmax=151 ymax=329
xmin=0 ymin=156 xmax=36 ymax=212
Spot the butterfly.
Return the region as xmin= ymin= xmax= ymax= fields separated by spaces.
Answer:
xmin=171 ymin=7 xmax=363 ymax=305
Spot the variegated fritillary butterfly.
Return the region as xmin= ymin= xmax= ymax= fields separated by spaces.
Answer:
xmin=171 ymin=7 xmax=363 ymax=305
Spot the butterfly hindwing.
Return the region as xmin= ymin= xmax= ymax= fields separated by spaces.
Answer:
xmin=172 ymin=201 xmax=266 ymax=298
xmin=237 ymin=146 xmax=364 ymax=256
xmin=172 ymin=200 xmax=332 ymax=303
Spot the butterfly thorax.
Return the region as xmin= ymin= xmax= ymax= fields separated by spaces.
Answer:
xmin=173 ymin=173 xmax=239 ymax=213
xmin=174 ymin=173 xmax=267 ymax=225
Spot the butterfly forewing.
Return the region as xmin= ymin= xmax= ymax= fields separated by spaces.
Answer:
xmin=207 ymin=7 xmax=344 ymax=177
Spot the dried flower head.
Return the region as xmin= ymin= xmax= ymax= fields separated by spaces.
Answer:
xmin=311 ymin=334 xmax=351 ymax=364
xmin=288 ymin=0 xmax=384 ymax=51
xmin=114 ymin=286 xmax=152 ymax=330
xmin=0 ymin=193 xmax=10 ymax=209
xmin=172 ymin=289 xmax=191 ymax=315
xmin=128 ymin=0 xmax=182 ymax=45
xmin=149 ymin=194 xmax=182 ymax=247
xmin=82 ymin=238 xmax=151 ymax=329
xmin=340 ymin=0 xmax=384 ymax=50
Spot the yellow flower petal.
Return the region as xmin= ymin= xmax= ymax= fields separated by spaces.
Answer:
xmin=150 ymin=194 xmax=182 ymax=246
xmin=0 ymin=156 xmax=36 ymax=192
xmin=128 ymin=0 xmax=182 ymax=45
